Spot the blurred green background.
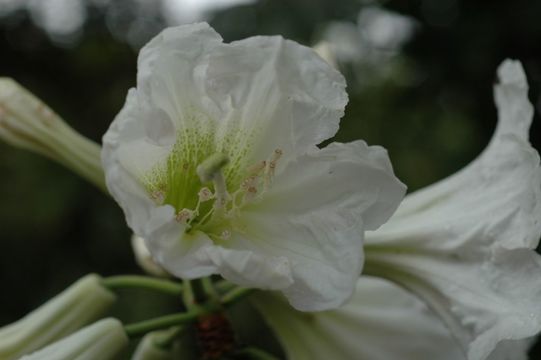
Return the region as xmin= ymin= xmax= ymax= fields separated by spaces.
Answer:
xmin=1 ymin=0 xmax=540 ymax=357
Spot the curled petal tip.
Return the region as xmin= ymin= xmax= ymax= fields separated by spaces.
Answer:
xmin=497 ymin=59 xmax=528 ymax=88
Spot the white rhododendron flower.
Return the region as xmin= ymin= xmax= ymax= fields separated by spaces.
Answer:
xmin=102 ymin=22 xmax=406 ymax=311
xmin=20 ymin=318 xmax=128 ymax=360
xmin=364 ymin=60 xmax=541 ymax=359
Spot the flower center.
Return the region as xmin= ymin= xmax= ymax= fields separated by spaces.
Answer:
xmin=141 ymin=124 xmax=282 ymax=242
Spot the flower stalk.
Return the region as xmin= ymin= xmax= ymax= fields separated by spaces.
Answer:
xmin=101 ymin=275 xmax=183 ymax=296
xmin=221 ymin=286 xmax=255 ymax=306
xmin=124 ymin=310 xmax=202 ymax=339
xmin=122 ymin=278 xmax=253 ymax=339
xmin=182 ymin=279 xmax=197 ymax=311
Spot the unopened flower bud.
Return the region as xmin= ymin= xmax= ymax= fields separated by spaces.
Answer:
xmin=0 ymin=274 xmax=116 ymax=359
xmin=132 ymin=328 xmax=187 ymax=360
xmin=20 ymin=318 xmax=128 ymax=360
xmin=0 ymin=78 xmax=105 ymax=191
xmin=131 ymin=235 xmax=169 ymax=277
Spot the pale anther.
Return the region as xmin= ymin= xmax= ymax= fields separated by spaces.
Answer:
xmin=243 ymin=186 xmax=258 ymax=202
xmin=241 ymin=175 xmax=257 ymax=190
xmin=264 ymin=148 xmax=283 ymax=188
xmin=175 ymin=209 xmax=194 ymax=224
xmin=247 ymin=160 xmax=266 ymax=175
xmin=150 ymin=190 xmax=165 ymax=205
xmin=198 ymin=187 xmax=213 ymax=202
xmin=220 ymin=229 xmax=231 ymax=240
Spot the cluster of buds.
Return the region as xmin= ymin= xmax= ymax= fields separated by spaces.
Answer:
xmin=0 ymin=275 xmax=120 ymax=359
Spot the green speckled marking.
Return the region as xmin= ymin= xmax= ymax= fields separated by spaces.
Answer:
xmin=140 ymin=110 xmax=259 ymax=233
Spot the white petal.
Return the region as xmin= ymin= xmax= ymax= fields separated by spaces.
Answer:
xmin=204 ymin=36 xmax=348 ymax=163
xmin=102 ymin=24 xmax=223 ymax=235
xmin=252 ymin=276 xmax=463 ymax=360
xmin=392 ymin=59 xmax=541 ymax=250
xmin=144 ymin=211 xmax=215 ymax=279
xmin=105 ymin=106 xmax=220 ymax=281
xmin=487 ymin=338 xmax=535 ymax=360
xmin=365 ymin=60 xmax=541 ymax=360
xmin=137 ymin=22 xmax=224 ymax=124
xmin=211 ymin=141 xmax=405 ymax=311
xmin=366 ymin=248 xmax=541 ymax=360
xmin=261 ymin=141 xmax=406 ymax=231
xmin=102 ymin=92 xmax=170 ymax=237
xmin=200 ymin=246 xmax=294 ymax=290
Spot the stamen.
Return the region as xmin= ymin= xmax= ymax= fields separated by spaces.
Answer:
xmin=264 ymin=148 xmax=282 ymax=189
xmin=176 ymin=209 xmax=195 ymax=224
xmin=196 ymin=153 xmax=231 ymax=210
xmin=220 ymin=229 xmax=231 ymax=240
xmin=246 ymin=160 xmax=266 ymax=176
xmin=150 ymin=190 xmax=165 ymax=205
xmin=198 ymin=187 xmax=214 ymax=202
xmin=197 ymin=206 xmax=215 ymax=227
xmin=154 ymin=148 xmax=284 ymax=237
xmin=244 ymin=186 xmax=258 ymax=202
xmin=213 ymin=172 xmax=230 ymax=210
xmin=241 ymin=175 xmax=257 ymax=190
xmin=240 ymin=160 xmax=266 ymax=191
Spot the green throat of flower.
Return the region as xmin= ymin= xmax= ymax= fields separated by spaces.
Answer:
xmin=141 ymin=129 xmax=282 ymax=243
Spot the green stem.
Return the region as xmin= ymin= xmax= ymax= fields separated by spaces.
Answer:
xmin=124 ymin=310 xmax=201 ymax=338
xmin=236 ymin=347 xmax=280 ymax=360
xmin=201 ymin=277 xmax=219 ymax=302
xmin=101 ymin=275 xmax=182 ymax=296
xmin=215 ymin=279 xmax=236 ymax=294
xmin=221 ymin=286 xmax=255 ymax=306
xmin=182 ymin=279 xmax=197 ymax=310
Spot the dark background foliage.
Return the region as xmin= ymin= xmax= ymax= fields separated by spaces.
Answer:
xmin=1 ymin=0 xmax=540 ymax=357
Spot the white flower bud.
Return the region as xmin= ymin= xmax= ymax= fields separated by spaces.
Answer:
xmin=131 ymin=328 xmax=186 ymax=360
xmin=0 ymin=274 xmax=116 ymax=359
xmin=0 ymin=78 xmax=105 ymax=191
xmin=131 ymin=235 xmax=169 ymax=277
xmin=20 ymin=318 xmax=128 ymax=360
